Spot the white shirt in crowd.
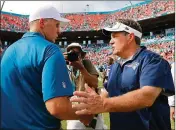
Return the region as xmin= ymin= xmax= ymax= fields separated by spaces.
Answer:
xmin=168 ymin=62 xmax=175 ymax=107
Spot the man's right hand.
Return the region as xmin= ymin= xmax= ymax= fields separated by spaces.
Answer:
xmin=170 ymin=107 xmax=175 ymax=121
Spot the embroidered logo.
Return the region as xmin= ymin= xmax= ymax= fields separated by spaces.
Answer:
xmin=62 ymin=82 xmax=66 ymax=88
xmin=125 ymin=27 xmax=129 ymax=30
xmin=126 ymin=62 xmax=139 ymax=70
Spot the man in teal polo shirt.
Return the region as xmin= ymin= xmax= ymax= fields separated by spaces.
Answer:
xmin=70 ymin=19 xmax=175 ymax=130
xmin=1 ymin=5 xmax=91 ymax=129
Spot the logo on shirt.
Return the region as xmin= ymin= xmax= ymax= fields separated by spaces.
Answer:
xmin=62 ymin=82 xmax=66 ymax=88
xmin=126 ymin=62 xmax=139 ymax=70
xmin=125 ymin=27 xmax=129 ymax=30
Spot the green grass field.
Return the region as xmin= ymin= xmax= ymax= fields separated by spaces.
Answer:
xmin=61 ymin=113 xmax=110 ymax=129
xmin=171 ymin=120 xmax=175 ymax=130
xmin=61 ymin=76 xmax=175 ymax=130
xmin=61 ymin=114 xmax=175 ymax=129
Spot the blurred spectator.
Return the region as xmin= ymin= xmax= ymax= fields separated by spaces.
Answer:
xmin=103 ymin=56 xmax=114 ymax=83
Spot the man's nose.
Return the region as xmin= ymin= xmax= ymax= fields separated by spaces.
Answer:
xmin=57 ymin=27 xmax=62 ymax=35
xmin=109 ymin=39 xmax=114 ymax=45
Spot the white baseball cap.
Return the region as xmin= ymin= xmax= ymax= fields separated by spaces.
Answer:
xmin=103 ymin=22 xmax=142 ymax=39
xmin=67 ymin=43 xmax=87 ymax=58
xmin=67 ymin=43 xmax=83 ymax=52
xmin=29 ymin=5 xmax=70 ymax=23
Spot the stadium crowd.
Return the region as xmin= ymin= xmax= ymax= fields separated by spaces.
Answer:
xmin=103 ymin=0 xmax=175 ymax=27
xmin=82 ymin=34 xmax=175 ymax=69
xmin=1 ymin=13 xmax=29 ymax=32
xmin=0 ymin=2 xmax=175 ymax=130
xmin=0 ymin=1 xmax=175 ymax=69
xmin=0 ymin=1 xmax=174 ymax=32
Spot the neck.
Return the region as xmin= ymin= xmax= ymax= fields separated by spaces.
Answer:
xmin=120 ymin=44 xmax=140 ymax=59
xmin=30 ymin=27 xmax=45 ymax=39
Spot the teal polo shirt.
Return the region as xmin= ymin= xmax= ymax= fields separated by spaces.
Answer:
xmin=1 ymin=32 xmax=73 ymax=129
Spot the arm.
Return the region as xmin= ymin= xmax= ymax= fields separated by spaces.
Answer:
xmin=71 ymin=85 xmax=161 ymax=114
xmin=70 ymin=59 xmax=98 ymax=88
xmin=46 ymin=97 xmax=93 ymax=125
xmin=81 ymin=59 xmax=99 ymax=88
xmin=103 ymin=86 xmax=162 ymax=112
xmin=42 ymin=45 xmax=88 ymax=121
xmin=46 ymin=97 xmax=79 ymax=120
xmin=71 ymin=55 xmax=174 ymax=115
xmin=80 ymin=67 xmax=98 ymax=88
xmin=104 ymin=56 xmax=172 ymax=113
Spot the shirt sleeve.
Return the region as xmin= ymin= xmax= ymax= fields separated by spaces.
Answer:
xmin=140 ymin=55 xmax=175 ymax=96
xmin=42 ymin=45 xmax=73 ymax=102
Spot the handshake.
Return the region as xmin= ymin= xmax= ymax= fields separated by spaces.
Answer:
xmin=70 ymin=84 xmax=106 ymax=128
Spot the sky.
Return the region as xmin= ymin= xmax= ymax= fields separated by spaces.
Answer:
xmin=1 ymin=1 xmax=143 ymax=15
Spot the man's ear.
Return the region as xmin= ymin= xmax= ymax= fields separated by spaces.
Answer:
xmin=39 ymin=18 xmax=45 ymax=29
xmin=128 ymin=33 xmax=135 ymax=43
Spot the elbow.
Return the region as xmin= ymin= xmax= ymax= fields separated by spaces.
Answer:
xmin=45 ymin=101 xmax=66 ymax=119
xmin=86 ymin=78 xmax=98 ymax=88
xmin=90 ymin=80 xmax=98 ymax=88
xmin=48 ymin=108 xmax=58 ymax=117
xmin=46 ymin=102 xmax=59 ymax=117
xmin=93 ymin=77 xmax=98 ymax=87
xmin=143 ymin=99 xmax=155 ymax=108
xmin=92 ymin=81 xmax=98 ymax=88
xmin=47 ymin=105 xmax=67 ymax=120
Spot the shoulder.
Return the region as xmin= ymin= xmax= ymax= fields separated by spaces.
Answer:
xmin=82 ymin=59 xmax=93 ymax=65
xmin=43 ymin=44 xmax=63 ymax=62
xmin=83 ymin=59 xmax=92 ymax=62
xmin=37 ymin=38 xmax=60 ymax=51
xmin=44 ymin=43 xmax=60 ymax=54
xmin=138 ymin=48 xmax=171 ymax=73
xmin=139 ymin=48 xmax=168 ymax=66
xmin=141 ymin=48 xmax=161 ymax=60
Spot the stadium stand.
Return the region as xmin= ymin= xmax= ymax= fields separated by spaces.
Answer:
xmin=0 ymin=0 xmax=175 ymax=67
xmin=84 ymin=34 xmax=175 ymax=67
xmin=1 ymin=1 xmax=174 ymax=32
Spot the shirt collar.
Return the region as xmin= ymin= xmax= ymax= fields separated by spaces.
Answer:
xmin=131 ymin=46 xmax=146 ymax=60
xmin=22 ymin=32 xmax=44 ymax=39
xmin=118 ymin=46 xmax=146 ymax=65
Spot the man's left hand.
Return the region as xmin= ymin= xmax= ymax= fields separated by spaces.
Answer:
xmin=70 ymin=84 xmax=105 ymax=115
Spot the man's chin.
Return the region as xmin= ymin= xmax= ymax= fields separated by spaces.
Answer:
xmin=46 ymin=38 xmax=55 ymax=43
xmin=51 ymin=39 xmax=56 ymax=43
xmin=113 ymin=51 xmax=118 ymax=55
xmin=113 ymin=51 xmax=122 ymax=57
